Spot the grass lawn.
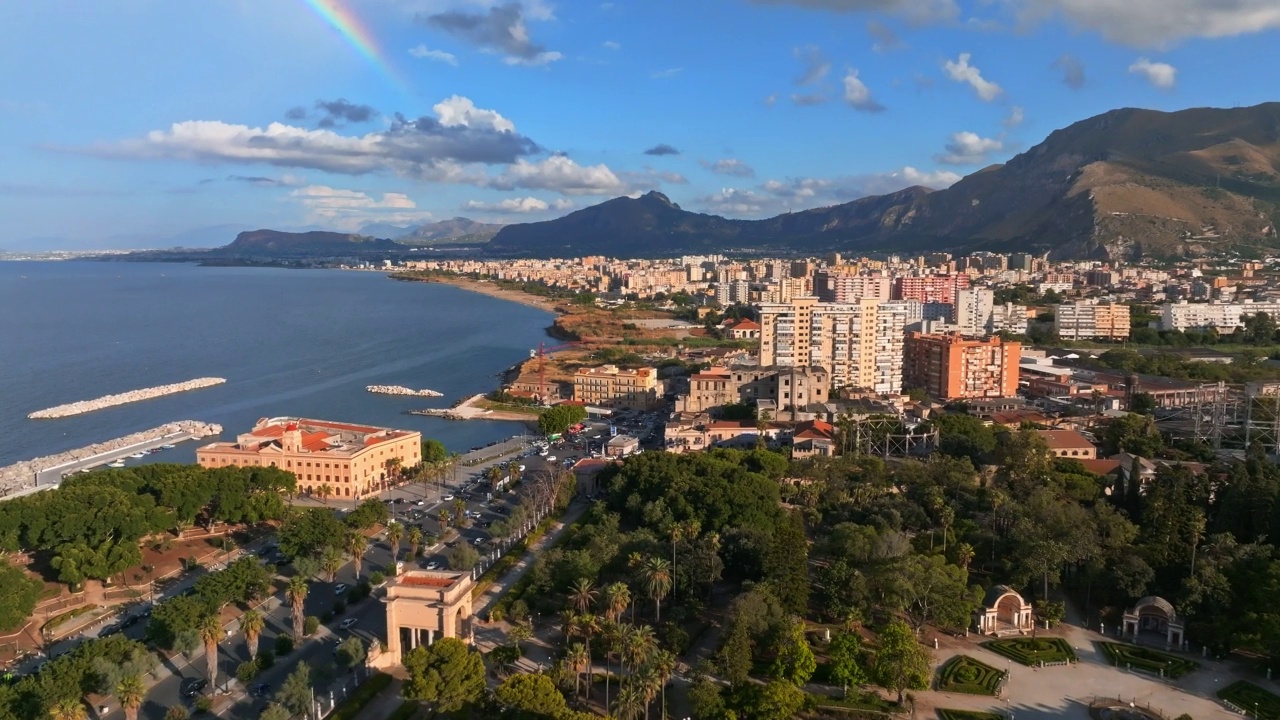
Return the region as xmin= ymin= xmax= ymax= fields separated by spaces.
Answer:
xmin=1098 ymin=642 xmax=1198 ymax=679
xmin=937 ymin=655 xmax=1005 ymax=696
xmin=1219 ymin=681 xmax=1280 ymax=719
xmin=982 ymin=637 xmax=1077 ymax=666
xmin=938 ymin=710 xmax=1006 ymax=720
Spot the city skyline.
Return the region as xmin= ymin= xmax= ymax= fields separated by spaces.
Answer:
xmin=2 ymin=0 xmax=1279 ymax=249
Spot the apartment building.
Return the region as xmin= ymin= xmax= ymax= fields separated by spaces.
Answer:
xmin=197 ymin=417 xmax=422 ymax=499
xmin=678 ymin=365 xmax=829 ymax=418
xmin=953 ymin=288 xmax=995 ymax=336
xmin=903 ymin=332 xmax=1021 ymax=400
xmin=892 ymin=274 xmax=970 ymax=305
xmin=813 ymin=271 xmax=893 ymax=303
xmin=1161 ymin=300 xmax=1280 ymax=331
xmin=990 ymin=302 xmax=1030 ymax=335
xmin=572 ymin=364 xmax=662 ymax=410
xmin=760 ymin=297 xmax=909 ymax=394
xmin=1054 ymin=301 xmax=1131 ymax=340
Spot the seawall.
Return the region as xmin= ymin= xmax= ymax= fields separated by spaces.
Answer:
xmin=28 ymin=377 xmax=227 ymax=419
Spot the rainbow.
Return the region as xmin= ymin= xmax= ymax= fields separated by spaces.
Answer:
xmin=300 ymin=0 xmax=412 ymax=95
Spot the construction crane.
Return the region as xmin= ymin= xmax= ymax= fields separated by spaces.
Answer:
xmin=530 ymin=341 xmax=580 ymax=403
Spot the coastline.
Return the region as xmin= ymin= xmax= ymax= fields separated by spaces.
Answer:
xmin=392 ymin=273 xmax=564 ymax=315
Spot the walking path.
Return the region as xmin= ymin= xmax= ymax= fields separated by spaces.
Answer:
xmin=474 ymin=500 xmax=588 ymax=618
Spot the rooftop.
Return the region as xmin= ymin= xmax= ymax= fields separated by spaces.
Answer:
xmin=1034 ymin=429 xmax=1096 ymax=449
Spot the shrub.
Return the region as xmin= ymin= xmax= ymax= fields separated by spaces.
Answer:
xmin=194 ymin=696 xmax=214 ymax=714
xmin=275 ymin=634 xmax=294 ymax=655
xmin=164 ymin=708 xmax=189 ymax=720
xmin=1099 ymin=642 xmax=1198 ymax=678
xmin=329 ymin=672 xmax=393 ymax=720
xmin=304 ymin=616 xmax=320 ymax=636
xmin=370 ymin=571 xmax=386 ymax=586
xmin=236 ymin=659 xmax=259 ymax=683
xmin=1219 ymin=680 xmax=1280 ymax=718
xmin=984 ymin=637 xmax=1077 ymax=666
xmin=936 ymin=655 xmax=1004 ymax=696
xmin=257 ymin=648 xmax=275 ymax=670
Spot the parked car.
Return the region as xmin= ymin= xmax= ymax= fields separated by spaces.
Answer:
xmin=181 ymin=678 xmax=208 ymax=698
xmin=442 ymin=494 xmax=454 ymax=501
xmin=334 ymin=583 xmax=348 ymax=595
xmin=250 ymin=683 xmax=271 ymax=698
xmin=339 ymin=618 xmax=358 ymax=630
xmin=426 ymin=561 xmax=439 ymax=570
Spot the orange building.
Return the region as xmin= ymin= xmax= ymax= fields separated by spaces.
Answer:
xmin=903 ymin=332 xmax=1021 ymax=400
xmin=196 ymin=417 xmax=421 ymax=500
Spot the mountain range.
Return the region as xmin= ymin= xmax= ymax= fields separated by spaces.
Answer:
xmin=489 ymin=102 xmax=1280 ymax=260
xmin=357 ymin=217 xmax=506 ymax=245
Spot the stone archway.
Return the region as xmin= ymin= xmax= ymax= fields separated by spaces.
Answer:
xmin=1122 ymin=596 xmax=1185 ymax=650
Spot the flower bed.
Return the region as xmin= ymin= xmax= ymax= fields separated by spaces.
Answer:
xmin=982 ymin=637 xmax=1077 ymax=666
xmin=1219 ymin=680 xmax=1280 ymax=718
xmin=1098 ymin=642 xmax=1198 ymax=679
xmin=937 ymin=655 xmax=1005 ymax=696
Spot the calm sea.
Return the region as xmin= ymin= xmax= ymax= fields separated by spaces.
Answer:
xmin=0 ymin=262 xmax=553 ymax=467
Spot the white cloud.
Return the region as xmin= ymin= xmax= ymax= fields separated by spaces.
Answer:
xmin=763 ymin=93 xmax=779 ymax=107
xmin=488 ymin=156 xmax=629 ymax=195
xmin=1128 ymin=57 xmax=1178 ymax=89
xmin=464 ymin=196 xmax=553 ymax=213
xmin=408 ymin=44 xmax=459 ymax=65
xmin=290 ymin=185 xmax=432 ymax=229
xmin=747 ymin=0 xmax=960 ymax=24
xmin=935 ymin=131 xmax=1004 ymax=165
xmin=793 ymin=45 xmax=831 ymax=86
xmin=602 ymin=40 xmax=621 ymax=50
xmin=942 ymin=53 xmax=1003 ymax=101
xmin=503 ymin=51 xmax=564 ymax=67
xmin=700 ymin=158 xmax=756 ymax=178
xmin=432 ymin=95 xmax=516 ymax=133
xmin=1017 ymin=0 xmax=1280 ymax=47
xmin=842 ymin=69 xmax=886 ymax=112
xmin=1004 ymin=106 xmax=1025 ymax=128
xmin=700 ymin=167 xmax=961 ymax=217
xmin=651 ymin=67 xmax=684 ymax=79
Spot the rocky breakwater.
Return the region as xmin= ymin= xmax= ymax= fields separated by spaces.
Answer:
xmin=0 ymin=420 xmax=222 ymax=496
xmin=28 ymin=377 xmax=227 ymax=419
xmin=366 ymin=385 xmax=444 ymax=397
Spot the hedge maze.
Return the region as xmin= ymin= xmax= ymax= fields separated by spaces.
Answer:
xmin=1098 ymin=642 xmax=1198 ymax=679
xmin=937 ymin=655 xmax=1006 ymax=696
xmin=1218 ymin=681 xmax=1280 ymax=719
xmin=982 ymin=637 xmax=1077 ymax=666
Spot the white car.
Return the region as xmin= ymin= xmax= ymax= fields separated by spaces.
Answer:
xmin=473 ymin=537 xmax=485 ymax=545
xmin=443 ymin=494 xmax=455 ymax=501
xmin=339 ymin=618 xmax=358 ymax=630
xmin=415 ymin=499 xmax=425 ymax=506
xmin=426 ymin=561 xmax=439 ymax=570
xmin=545 ymin=456 xmax=556 ymax=462
xmin=334 ymin=583 xmax=348 ymax=595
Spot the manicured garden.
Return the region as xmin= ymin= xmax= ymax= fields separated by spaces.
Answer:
xmin=1098 ymin=642 xmax=1198 ymax=678
xmin=1219 ymin=680 xmax=1280 ymax=719
xmin=938 ymin=710 xmax=1005 ymax=720
xmin=937 ymin=655 xmax=1005 ymax=696
xmin=982 ymin=637 xmax=1077 ymax=666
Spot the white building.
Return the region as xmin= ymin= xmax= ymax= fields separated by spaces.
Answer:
xmin=954 ymin=288 xmax=995 ymax=336
xmin=989 ymin=303 xmax=1029 ymax=335
xmin=1161 ymin=300 xmax=1280 ymax=331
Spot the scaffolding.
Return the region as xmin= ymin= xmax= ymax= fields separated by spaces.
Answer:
xmin=1157 ymin=381 xmax=1280 ymax=456
xmin=837 ymin=415 xmax=938 ymax=459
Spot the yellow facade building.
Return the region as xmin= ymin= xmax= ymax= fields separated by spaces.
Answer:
xmin=572 ymin=364 xmax=662 ymax=410
xmin=196 ymin=417 xmax=421 ymax=500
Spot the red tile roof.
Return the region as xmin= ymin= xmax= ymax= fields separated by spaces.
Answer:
xmin=728 ymin=319 xmax=761 ymax=330
xmin=1034 ymin=429 xmax=1095 ymax=450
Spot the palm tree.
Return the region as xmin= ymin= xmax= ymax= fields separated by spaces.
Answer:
xmin=669 ymin=519 xmax=700 ymax=597
xmin=199 ymin=614 xmax=221 ymax=692
xmin=346 ymin=531 xmax=369 ymax=580
xmin=317 ymin=483 xmax=333 ymax=504
xmin=577 ymin=613 xmax=600 ymax=699
xmin=566 ymin=642 xmax=589 ymax=698
xmin=287 ymin=576 xmax=308 ymax=642
xmin=384 ymin=457 xmax=402 ymax=488
xmin=241 ymin=609 xmax=264 ymax=660
xmin=613 ymin=684 xmax=645 ymax=720
xmin=650 ymin=649 xmax=676 ymax=720
xmin=438 ymin=509 xmax=452 ymax=534
xmin=569 ymin=577 xmax=597 ymax=614
xmin=387 ymin=521 xmax=404 ymax=563
xmin=642 ymin=557 xmax=672 ymax=623
xmin=604 ymin=582 xmax=630 ymax=624
xmin=48 ymin=698 xmax=87 ymax=720
xmin=115 ymin=672 xmax=145 ymax=720
xmin=626 ymin=625 xmax=656 ymax=677
xmin=321 ymin=547 xmax=344 ymax=582
xmin=453 ymin=498 xmax=467 ymax=525
xmin=600 ymin=619 xmax=621 ymax=712
xmin=955 ymin=542 xmax=975 ymax=570
xmin=407 ymin=526 xmax=423 ymax=561
xmin=635 ymin=664 xmax=662 ymax=720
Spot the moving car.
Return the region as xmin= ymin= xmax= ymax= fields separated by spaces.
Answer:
xmin=181 ymin=678 xmax=208 ymax=698
xmin=334 ymin=583 xmax=348 ymax=595
xmin=339 ymin=618 xmax=358 ymax=630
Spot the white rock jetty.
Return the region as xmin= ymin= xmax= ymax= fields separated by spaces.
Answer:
xmin=0 ymin=420 xmax=222 ymax=496
xmin=28 ymin=377 xmax=227 ymax=419
xmin=366 ymin=385 xmax=443 ymax=398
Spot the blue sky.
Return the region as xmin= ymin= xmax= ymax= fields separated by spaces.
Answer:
xmin=2 ymin=0 xmax=1279 ymax=249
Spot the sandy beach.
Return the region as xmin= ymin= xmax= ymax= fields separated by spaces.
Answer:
xmin=396 ymin=274 xmax=563 ymax=314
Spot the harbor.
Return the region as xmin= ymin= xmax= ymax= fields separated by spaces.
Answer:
xmin=0 ymin=420 xmax=222 ymax=496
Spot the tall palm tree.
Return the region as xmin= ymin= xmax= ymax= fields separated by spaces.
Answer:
xmin=669 ymin=519 xmax=700 ymax=597
xmin=287 ymin=576 xmax=308 ymax=642
xmin=577 ymin=613 xmax=600 ymax=698
xmin=635 ymin=665 xmax=662 ymax=720
xmin=387 ymin=521 xmax=404 ymax=563
xmin=407 ymin=526 xmax=423 ymax=561
xmin=384 ymin=457 xmax=402 ymax=489
xmin=600 ymin=619 xmax=621 ymax=713
xmin=321 ymin=547 xmax=344 ymax=582
xmin=613 ymin=684 xmax=645 ymax=720
xmin=47 ymin=698 xmax=86 ymax=720
xmin=604 ymin=582 xmax=630 ymax=624
xmin=625 ymin=625 xmax=656 ymax=677
xmin=346 ymin=531 xmax=369 ymax=581
xmin=641 ymin=558 xmax=672 ymax=623
xmin=569 ymin=577 xmax=597 ymax=615
xmin=115 ymin=672 xmax=145 ymax=720
xmin=199 ymin=614 xmax=222 ymax=692
xmin=650 ymin=649 xmax=676 ymax=720
xmin=565 ymin=642 xmax=589 ymax=698
xmin=453 ymin=498 xmax=467 ymax=525
xmin=241 ymin=609 xmax=264 ymax=660
xmin=438 ymin=509 xmax=452 ymax=534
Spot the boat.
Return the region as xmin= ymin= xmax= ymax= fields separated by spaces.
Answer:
xmin=128 ymin=452 xmax=146 ymax=459
xmin=107 ymin=460 xmax=126 ymax=468
xmin=161 ymin=444 xmax=176 ymax=449
xmin=147 ymin=448 xmax=162 ymax=454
